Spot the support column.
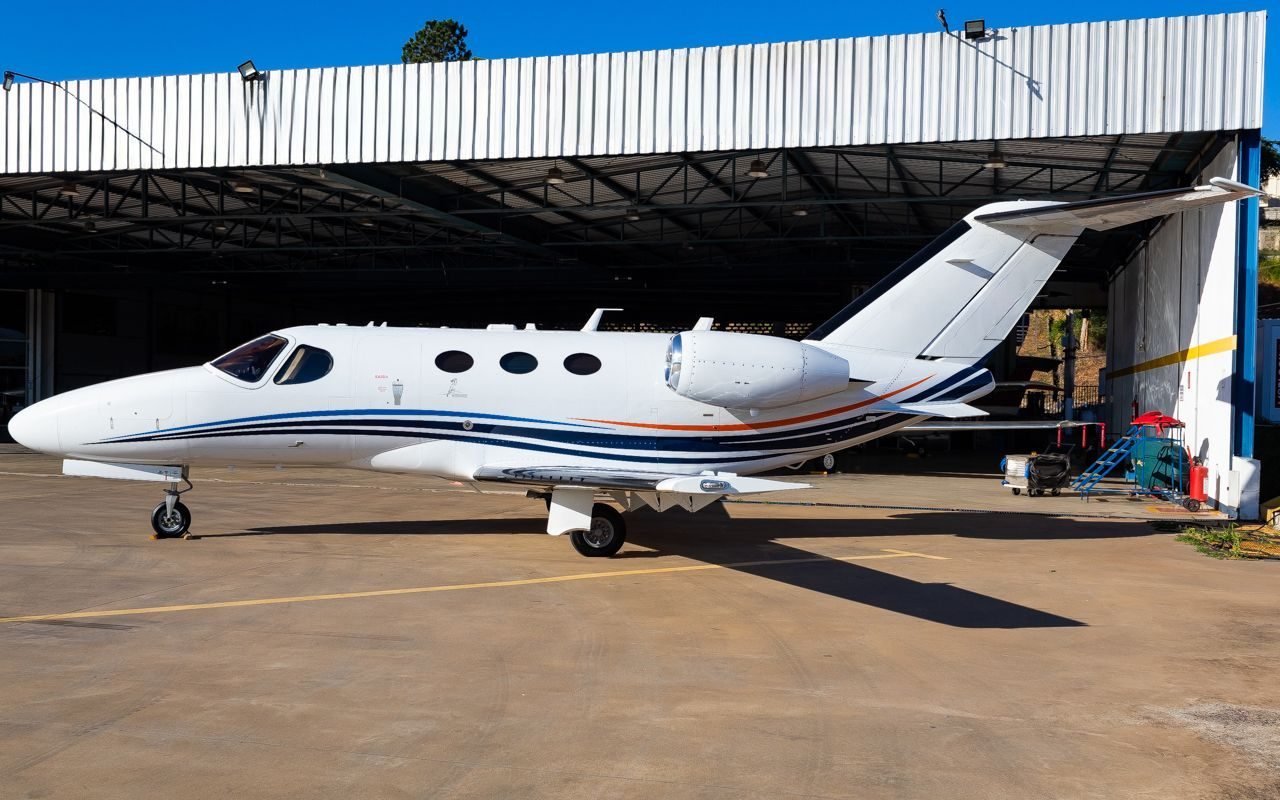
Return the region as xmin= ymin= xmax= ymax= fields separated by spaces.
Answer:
xmin=1232 ymin=130 xmax=1261 ymax=458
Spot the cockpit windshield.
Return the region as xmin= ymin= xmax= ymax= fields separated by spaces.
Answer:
xmin=210 ymin=335 xmax=288 ymax=383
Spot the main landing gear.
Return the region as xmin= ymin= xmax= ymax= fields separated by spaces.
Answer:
xmin=151 ymin=478 xmax=194 ymax=539
xmin=569 ymin=504 xmax=627 ymax=557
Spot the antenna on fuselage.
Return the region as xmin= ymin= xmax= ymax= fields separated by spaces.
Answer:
xmin=582 ymin=308 xmax=623 ymax=332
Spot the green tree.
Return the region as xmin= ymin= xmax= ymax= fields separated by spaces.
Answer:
xmin=1263 ymin=138 xmax=1279 ymax=181
xmin=402 ymin=19 xmax=474 ymax=64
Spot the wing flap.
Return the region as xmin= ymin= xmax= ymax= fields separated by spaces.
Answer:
xmin=472 ymin=465 xmax=808 ymax=495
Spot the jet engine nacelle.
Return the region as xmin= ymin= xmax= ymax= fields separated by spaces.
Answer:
xmin=664 ymin=330 xmax=851 ymax=409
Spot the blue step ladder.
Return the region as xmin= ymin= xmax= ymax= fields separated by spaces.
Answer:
xmin=1071 ymin=424 xmax=1142 ymax=496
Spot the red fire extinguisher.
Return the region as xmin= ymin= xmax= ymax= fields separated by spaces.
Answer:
xmin=1189 ymin=459 xmax=1208 ymax=504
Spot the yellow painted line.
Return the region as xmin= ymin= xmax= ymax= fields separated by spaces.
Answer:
xmin=880 ymin=548 xmax=949 ymax=560
xmin=0 ymin=549 xmax=946 ymax=624
xmin=1107 ymin=335 xmax=1236 ymax=379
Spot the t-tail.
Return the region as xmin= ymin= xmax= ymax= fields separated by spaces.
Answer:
xmin=806 ymin=178 xmax=1261 ymax=365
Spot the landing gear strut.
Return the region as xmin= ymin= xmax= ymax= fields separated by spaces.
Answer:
xmin=151 ymin=478 xmax=194 ymax=539
xmin=569 ymin=504 xmax=627 ymax=557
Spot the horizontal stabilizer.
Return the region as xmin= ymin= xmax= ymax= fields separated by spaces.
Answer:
xmin=887 ymin=402 xmax=988 ymax=419
xmin=904 ymin=419 xmax=1090 ymax=432
xmin=975 ymin=178 xmax=1263 ymax=232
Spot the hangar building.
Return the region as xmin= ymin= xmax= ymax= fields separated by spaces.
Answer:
xmin=0 ymin=11 xmax=1268 ymax=514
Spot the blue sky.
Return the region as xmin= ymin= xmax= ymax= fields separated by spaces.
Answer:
xmin=2 ymin=1 xmax=1274 ymax=135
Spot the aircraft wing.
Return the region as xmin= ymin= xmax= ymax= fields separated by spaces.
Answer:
xmin=471 ymin=465 xmax=807 ymax=494
xmin=976 ymin=177 xmax=1263 ymax=232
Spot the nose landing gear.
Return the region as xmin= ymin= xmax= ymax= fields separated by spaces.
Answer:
xmin=150 ymin=478 xmax=194 ymax=539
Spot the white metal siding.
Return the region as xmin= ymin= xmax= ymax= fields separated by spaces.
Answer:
xmin=0 ymin=11 xmax=1265 ymax=175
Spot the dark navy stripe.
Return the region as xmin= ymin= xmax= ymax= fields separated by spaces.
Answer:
xmin=97 ymin=410 xmax=896 ymax=454
xmin=86 ymin=414 xmax=918 ymax=465
xmin=898 ymin=365 xmax=982 ymax=403
xmin=98 ymin=407 xmax=607 ymax=443
xmin=932 ymin=373 xmax=995 ymax=402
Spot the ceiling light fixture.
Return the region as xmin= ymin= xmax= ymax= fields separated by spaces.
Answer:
xmin=58 ymin=182 xmax=79 ymax=197
xmin=745 ymin=158 xmax=769 ymax=179
xmin=213 ymin=223 xmax=229 ymax=234
xmin=984 ymin=147 xmax=1008 ymax=170
xmin=791 ymin=207 xmax=809 ymax=217
xmin=230 ymin=179 xmax=255 ymax=193
xmin=545 ymin=165 xmax=566 ymax=185
xmin=624 ymin=208 xmax=641 ymax=221
xmin=238 ymin=60 xmax=263 ymax=81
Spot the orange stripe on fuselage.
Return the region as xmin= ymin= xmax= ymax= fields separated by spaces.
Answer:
xmin=573 ymin=375 xmax=934 ymax=432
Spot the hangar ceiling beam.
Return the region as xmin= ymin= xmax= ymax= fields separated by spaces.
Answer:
xmin=786 ymin=149 xmax=867 ymax=237
xmin=322 ymin=164 xmax=563 ymax=262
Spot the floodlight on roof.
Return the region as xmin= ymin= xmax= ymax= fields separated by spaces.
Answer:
xmin=238 ymin=60 xmax=263 ymax=81
xmin=964 ymin=19 xmax=986 ymax=40
xmin=745 ymin=158 xmax=770 ymax=179
xmin=2 ymin=71 xmax=13 ymax=92
xmin=545 ymin=165 xmax=566 ymax=185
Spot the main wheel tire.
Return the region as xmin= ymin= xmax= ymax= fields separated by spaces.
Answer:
xmin=569 ymin=504 xmax=626 ymax=557
xmin=1051 ymin=488 xmax=1062 ymax=497
xmin=1012 ymin=488 xmax=1021 ymax=496
xmin=1184 ymin=499 xmax=1201 ymax=512
xmin=150 ymin=501 xmax=191 ymax=538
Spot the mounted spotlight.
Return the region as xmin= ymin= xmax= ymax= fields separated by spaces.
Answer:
xmin=2 ymin=71 xmax=14 ymax=92
xmin=983 ymin=147 xmax=1008 ymax=170
xmin=964 ymin=19 xmax=986 ymax=40
xmin=745 ymin=158 xmax=770 ymax=179
xmin=545 ymin=165 xmax=566 ymax=185
xmin=237 ymin=60 xmax=263 ymax=81
xmin=230 ymin=179 xmax=255 ymax=193
xmin=624 ymin=208 xmax=641 ymax=221
xmin=58 ymin=182 xmax=79 ymax=197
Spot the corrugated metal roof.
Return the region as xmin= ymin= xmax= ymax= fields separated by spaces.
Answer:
xmin=0 ymin=12 xmax=1266 ymax=176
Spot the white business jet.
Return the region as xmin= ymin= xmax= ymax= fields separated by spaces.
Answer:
xmin=8 ymin=179 xmax=1259 ymax=556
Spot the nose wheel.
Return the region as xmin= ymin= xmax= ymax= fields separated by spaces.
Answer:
xmin=151 ymin=501 xmax=191 ymax=538
xmin=150 ymin=478 xmax=194 ymax=539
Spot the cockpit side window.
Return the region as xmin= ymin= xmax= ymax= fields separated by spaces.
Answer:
xmin=274 ymin=345 xmax=334 ymax=385
xmin=211 ymin=335 xmax=288 ymax=383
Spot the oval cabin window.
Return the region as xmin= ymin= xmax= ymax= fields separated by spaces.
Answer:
xmin=499 ymin=352 xmax=538 ymax=374
xmin=435 ymin=350 xmax=474 ymax=373
xmin=563 ymin=353 xmax=602 ymax=376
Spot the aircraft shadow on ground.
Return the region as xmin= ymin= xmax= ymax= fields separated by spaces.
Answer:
xmin=219 ymin=503 xmax=1131 ymax=629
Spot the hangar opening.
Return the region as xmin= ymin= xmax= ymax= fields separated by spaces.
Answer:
xmin=0 ymin=11 xmax=1267 ymax=515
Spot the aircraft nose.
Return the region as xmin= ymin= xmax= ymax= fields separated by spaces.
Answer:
xmin=7 ymin=400 xmax=62 ymax=454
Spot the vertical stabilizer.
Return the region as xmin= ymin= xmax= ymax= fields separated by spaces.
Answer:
xmin=806 ymin=180 xmax=1261 ymax=365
